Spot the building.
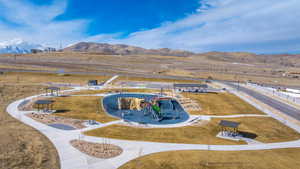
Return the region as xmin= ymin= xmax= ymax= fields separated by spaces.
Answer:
xmin=88 ymin=80 xmax=98 ymax=86
xmin=173 ymin=84 xmax=209 ymax=93
xmin=31 ymin=49 xmax=43 ymax=54
xmin=44 ymin=47 xmax=56 ymax=53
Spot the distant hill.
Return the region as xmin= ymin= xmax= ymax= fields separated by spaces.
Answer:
xmin=195 ymin=51 xmax=300 ymax=67
xmin=63 ymin=42 xmax=194 ymax=57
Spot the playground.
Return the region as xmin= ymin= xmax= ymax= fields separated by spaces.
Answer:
xmin=3 ymin=72 xmax=300 ymax=169
xmin=103 ymin=93 xmax=189 ymax=125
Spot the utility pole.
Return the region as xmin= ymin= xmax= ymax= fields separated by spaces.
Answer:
xmin=59 ymin=42 xmax=63 ymax=50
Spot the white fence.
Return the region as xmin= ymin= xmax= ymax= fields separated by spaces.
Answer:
xmin=243 ymin=83 xmax=300 ymax=106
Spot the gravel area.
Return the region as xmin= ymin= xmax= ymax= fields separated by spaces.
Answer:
xmin=27 ymin=113 xmax=86 ymax=129
xmin=70 ymin=140 xmax=123 ymax=159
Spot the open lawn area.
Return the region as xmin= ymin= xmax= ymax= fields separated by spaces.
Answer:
xmin=223 ymin=117 xmax=300 ymax=143
xmin=85 ymin=117 xmax=300 ymax=144
xmin=85 ymin=123 xmax=244 ymax=145
xmin=52 ymin=96 xmax=118 ymax=123
xmin=120 ymin=149 xmax=300 ymax=169
xmin=182 ymin=92 xmax=264 ymax=115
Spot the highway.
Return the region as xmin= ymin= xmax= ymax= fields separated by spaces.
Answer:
xmin=227 ymin=83 xmax=300 ymax=121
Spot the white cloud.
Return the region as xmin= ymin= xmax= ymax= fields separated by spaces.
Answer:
xmin=95 ymin=0 xmax=300 ymax=53
xmin=0 ymin=0 xmax=89 ymax=47
xmin=0 ymin=0 xmax=299 ymax=53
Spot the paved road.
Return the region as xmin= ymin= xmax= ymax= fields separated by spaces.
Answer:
xmin=227 ymin=83 xmax=300 ymax=121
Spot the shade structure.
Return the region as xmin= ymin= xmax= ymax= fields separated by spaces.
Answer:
xmin=35 ymin=100 xmax=54 ymax=112
xmin=45 ymin=86 xmax=60 ymax=96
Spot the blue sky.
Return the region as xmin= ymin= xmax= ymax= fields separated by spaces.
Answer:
xmin=0 ymin=0 xmax=299 ymax=53
xmin=56 ymin=0 xmax=200 ymax=36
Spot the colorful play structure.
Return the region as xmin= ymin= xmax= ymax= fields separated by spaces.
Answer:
xmin=117 ymin=96 xmax=175 ymax=121
xmin=103 ymin=93 xmax=189 ymax=125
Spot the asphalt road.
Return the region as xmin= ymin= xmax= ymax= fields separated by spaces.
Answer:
xmin=227 ymin=83 xmax=300 ymax=121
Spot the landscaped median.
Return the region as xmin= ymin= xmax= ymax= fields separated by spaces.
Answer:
xmin=119 ymin=148 xmax=300 ymax=169
xmin=84 ymin=117 xmax=300 ymax=144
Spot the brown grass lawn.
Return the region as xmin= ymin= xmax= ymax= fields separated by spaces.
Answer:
xmin=70 ymin=88 xmax=169 ymax=95
xmin=85 ymin=117 xmax=300 ymax=144
xmin=85 ymin=123 xmax=244 ymax=145
xmin=221 ymin=117 xmax=300 ymax=143
xmin=182 ymin=92 xmax=264 ymax=115
xmin=52 ymin=96 xmax=118 ymax=123
xmin=0 ymin=84 xmax=59 ymax=169
xmin=0 ymin=72 xmax=111 ymax=85
xmin=120 ymin=149 xmax=300 ymax=169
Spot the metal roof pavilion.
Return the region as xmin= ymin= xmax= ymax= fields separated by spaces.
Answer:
xmin=35 ymin=100 xmax=54 ymax=105
xmin=45 ymin=87 xmax=60 ymax=90
xmin=219 ymin=120 xmax=240 ymax=128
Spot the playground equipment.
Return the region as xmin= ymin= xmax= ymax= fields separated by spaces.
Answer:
xmin=118 ymin=97 xmax=144 ymax=111
xmin=117 ymin=96 xmax=176 ymax=121
xmin=103 ymin=93 xmax=189 ymax=125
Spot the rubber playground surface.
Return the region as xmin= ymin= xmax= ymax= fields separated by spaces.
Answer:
xmin=48 ymin=123 xmax=76 ymax=130
xmin=102 ymin=93 xmax=189 ymax=125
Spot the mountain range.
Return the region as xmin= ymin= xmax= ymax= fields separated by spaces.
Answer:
xmin=0 ymin=39 xmax=45 ymax=54
xmin=63 ymin=42 xmax=194 ymax=57
xmin=0 ymin=40 xmax=299 ymax=62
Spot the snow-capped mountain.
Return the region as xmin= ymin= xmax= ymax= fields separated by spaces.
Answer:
xmin=0 ymin=39 xmax=44 ymax=54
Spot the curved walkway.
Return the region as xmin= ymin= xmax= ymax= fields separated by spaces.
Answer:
xmin=6 ymin=82 xmax=300 ymax=169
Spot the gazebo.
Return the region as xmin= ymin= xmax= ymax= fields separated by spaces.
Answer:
xmin=35 ymin=100 xmax=54 ymax=112
xmin=219 ymin=120 xmax=240 ymax=136
xmin=45 ymin=87 xmax=60 ymax=96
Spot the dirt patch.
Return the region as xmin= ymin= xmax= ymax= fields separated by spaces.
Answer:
xmin=27 ymin=113 xmax=86 ymax=129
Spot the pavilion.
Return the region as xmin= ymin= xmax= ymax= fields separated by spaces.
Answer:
xmin=45 ymin=87 xmax=60 ymax=96
xmin=34 ymin=100 xmax=55 ymax=112
xmin=219 ymin=120 xmax=240 ymax=136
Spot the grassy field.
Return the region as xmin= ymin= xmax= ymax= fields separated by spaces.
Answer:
xmin=2 ymin=52 xmax=300 ymax=88
xmin=221 ymin=117 xmax=300 ymax=143
xmin=70 ymin=88 xmax=170 ymax=95
xmin=120 ymin=149 xmax=300 ymax=169
xmin=182 ymin=92 xmax=264 ymax=115
xmin=85 ymin=123 xmax=244 ymax=145
xmin=0 ymin=72 xmax=111 ymax=85
xmin=85 ymin=117 xmax=300 ymax=144
xmin=52 ymin=96 xmax=118 ymax=123
xmin=0 ymin=84 xmax=59 ymax=169
xmin=0 ymin=64 xmax=59 ymax=71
